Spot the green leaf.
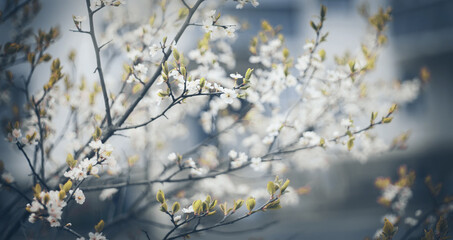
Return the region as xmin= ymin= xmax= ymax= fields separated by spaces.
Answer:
xmin=156 ymin=190 xmax=165 ymax=204
xmin=33 ymin=183 xmax=41 ymax=199
xmin=320 ymin=5 xmax=327 ymax=19
xmin=244 ymin=68 xmax=254 ymax=82
xmin=199 ymin=77 xmax=206 ymax=89
xmin=192 ymin=200 xmax=203 ymax=215
xmin=173 ymin=49 xmax=180 ymax=62
xmin=219 ymin=202 xmax=228 ymax=215
xmin=388 ymin=104 xmax=397 ymax=114
xmin=172 ymin=202 xmax=180 ymax=213
xmin=280 ymin=179 xmax=290 ymax=195
xmin=160 ymin=202 xmax=168 ymax=212
xmin=320 ymin=32 xmax=329 ymax=42
xmin=63 ymin=180 xmax=72 ymax=193
xmin=267 ymin=181 xmax=276 ymax=196
xmin=210 ymin=199 xmax=217 ymax=210
xmin=205 ymin=195 xmax=211 ymax=205
xmin=310 ymin=21 xmax=318 ymax=31
xmin=382 ymin=218 xmax=396 ymax=238
xmin=246 ymin=197 xmax=256 ymax=212
xmin=94 ymin=219 xmax=104 ymax=233
xmin=202 ymin=202 xmax=208 ymax=212
xmin=382 ymin=117 xmax=393 ymax=124
xmin=371 ymin=112 xmax=378 ymax=124
xmin=318 ymin=49 xmax=326 ymax=61
xmin=347 ymin=137 xmax=355 ymax=151
xmin=348 ymin=60 xmax=356 ymax=72
xmin=93 ymin=126 xmax=102 ymax=140
xmin=233 ymin=199 xmax=244 ymax=211
xmin=66 ymin=153 xmax=77 ymax=168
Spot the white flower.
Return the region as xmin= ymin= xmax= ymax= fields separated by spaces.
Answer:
xmin=415 ymin=209 xmax=422 ymax=217
xmin=262 ymin=135 xmax=274 ymax=145
xmin=89 ymin=140 xmax=103 ymax=150
xmin=190 ymin=167 xmax=208 ymax=176
xmin=12 ymin=128 xmax=21 ymax=139
xmin=220 ymin=89 xmax=237 ymax=104
xmin=382 ymin=184 xmax=400 ymax=202
xmin=2 ymin=172 xmax=14 ymax=183
xmin=208 ymin=10 xmax=216 ymax=19
xmin=80 ymin=158 xmax=97 ymax=169
xmin=231 ymin=152 xmax=248 ymax=168
xmin=295 ymin=55 xmax=309 ymax=73
xmin=225 ymin=26 xmax=236 ymax=38
xmin=99 ymin=188 xmax=118 ymax=201
xmin=228 ymin=150 xmax=238 ymax=159
xmin=303 ymin=42 xmax=314 ymax=50
xmin=237 ymin=152 xmax=248 ymax=163
xmin=250 ymin=157 xmax=264 ymax=171
xmin=90 ymin=166 xmax=99 ymax=175
xmin=28 ymin=213 xmax=38 ymax=223
xmin=99 ymin=143 xmax=113 ymax=159
xmin=28 ymin=201 xmax=44 ymax=212
xmin=202 ymin=19 xmax=214 ymax=33
xmin=69 ymin=167 xmax=87 ymax=181
xmin=72 ymin=15 xmax=86 ymax=23
xmin=149 ymin=44 xmax=160 ymax=57
xmin=404 ymin=217 xmax=418 ymax=226
xmin=88 ymin=232 xmax=107 ymax=240
xmin=236 ymin=0 xmax=246 ymax=9
xmin=102 ymin=0 xmax=113 ymax=5
xmin=341 ymin=118 xmax=352 ymax=127
xmin=184 ymin=158 xmax=196 ymax=168
xmin=168 ymin=152 xmax=178 ymax=162
xmin=299 ymin=131 xmax=321 ymax=146
xmin=134 ymin=63 xmax=148 ymax=75
xmin=47 ymin=216 xmax=61 ymax=227
xmin=250 ymin=157 xmax=262 ymax=164
xmin=73 ymin=188 xmax=86 ymax=205
xmin=174 ymin=215 xmax=181 ymax=222
xmin=229 ymin=73 xmax=243 ymax=79
xmin=182 ymin=205 xmax=194 ymax=214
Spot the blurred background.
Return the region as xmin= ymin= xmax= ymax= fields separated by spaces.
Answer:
xmin=1 ymin=0 xmax=453 ymax=239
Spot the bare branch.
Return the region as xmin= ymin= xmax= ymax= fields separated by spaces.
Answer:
xmin=16 ymin=142 xmax=49 ymax=190
xmin=84 ymin=0 xmax=113 ymax=126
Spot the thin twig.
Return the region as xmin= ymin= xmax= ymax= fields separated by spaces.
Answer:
xmin=84 ymin=0 xmax=112 ymax=126
xmin=16 ymin=142 xmax=49 ymax=190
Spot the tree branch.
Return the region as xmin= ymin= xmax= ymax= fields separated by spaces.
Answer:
xmin=16 ymin=142 xmax=49 ymax=190
xmin=84 ymin=0 xmax=112 ymax=126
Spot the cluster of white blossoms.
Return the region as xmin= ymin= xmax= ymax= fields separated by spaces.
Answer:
xmin=228 ymin=150 xmax=251 ymax=169
xmin=237 ymin=20 xmax=423 ymax=170
xmin=168 ymin=152 xmax=209 ymax=177
xmin=27 ymin=190 xmax=66 ymax=227
xmin=26 ymin=181 xmax=86 ymax=228
xmin=0 ymin=1 xmax=432 ymax=238
xmin=202 ymin=10 xmax=237 ymax=40
xmin=64 ymin=139 xmax=119 ymax=180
